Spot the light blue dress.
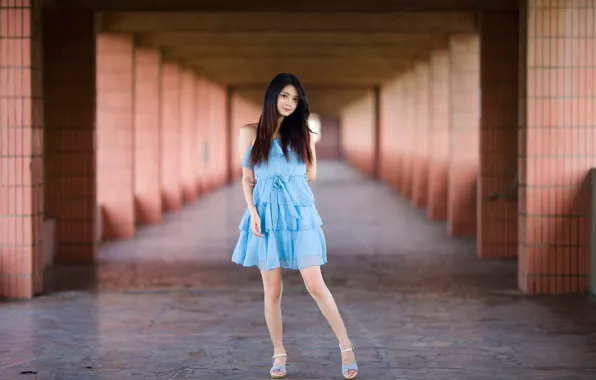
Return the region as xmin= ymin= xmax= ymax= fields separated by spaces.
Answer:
xmin=231 ymin=137 xmax=327 ymax=271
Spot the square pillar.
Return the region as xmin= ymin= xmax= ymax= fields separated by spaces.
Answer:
xmin=448 ymin=34 xmax=480 ymax=236
xmin=412 ymin=62 xmax=431 ymax=208
xmin=133 ymin=46 xmax=162 ymax=224
xmin=0 ymin=0 xmax=44 ymax=298
xmin=427 ymin=49 xmax=450 ymax=221
xmin=160 ymin=61 xmax=182 ymax=210
xmin=96 ymin=33 xmax=135 ymax=239
xmin=393 ymin=77 xmax=407 ymax=192
xmin=379 ymin=82 xmax=399 ymax=188
xmin=43 ymin=9 xmax=97 ymax=262
xmin=194 ymin=76 xmax=206 ymax=194
xmin=400 ymin=70 xmax=416 ymax=198
xmin=519 ymin=0 xmax=596 ymax=294
xmin=179 ymin=68 xmax=197 ymax=202
xmin=478 ymin=12 xmax=519 ymax=258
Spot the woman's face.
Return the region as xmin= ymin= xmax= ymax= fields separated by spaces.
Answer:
xmin=277 ymin=85 xmax=299 ymax=117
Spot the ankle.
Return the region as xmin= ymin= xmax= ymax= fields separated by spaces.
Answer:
xmin=339 ymin=340 xmax=353 ymax=350
xmin=273 ymin=345 xmax=286 ymax=355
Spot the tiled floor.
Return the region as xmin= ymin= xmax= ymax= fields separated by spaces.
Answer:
xmin=1 ymin=161 xmax=596 ymax=379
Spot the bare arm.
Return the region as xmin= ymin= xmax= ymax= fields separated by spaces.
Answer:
xmin=306 ymin=131 xmax=318 ymax=182
xmin=238 ymin=125 xmax=258 ymax=215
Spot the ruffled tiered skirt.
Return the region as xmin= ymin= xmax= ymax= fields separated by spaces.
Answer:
xmin=231 ymin=174 xmax=327 ymax=271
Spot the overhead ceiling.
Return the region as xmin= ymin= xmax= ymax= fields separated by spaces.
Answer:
xmin=56 ymin=0 xmax=518 ymax=12
xmin=57 ymin=0 xmax=519 ymax=115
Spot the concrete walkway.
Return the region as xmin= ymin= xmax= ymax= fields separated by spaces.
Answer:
xmin=1 ymin=161 xmax=596 ymax=379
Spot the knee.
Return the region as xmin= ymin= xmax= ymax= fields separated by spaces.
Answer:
xmin=264 ymin=283 xmax=283 ymax=302
xmin=304 ymin=280 xmax=327 ymax=299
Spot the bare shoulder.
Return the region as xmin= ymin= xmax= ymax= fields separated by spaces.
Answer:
xmin=238 ymin=123 xmax=257 ymax=150
xmin=240 ymin=123 xmax=258 ymax=135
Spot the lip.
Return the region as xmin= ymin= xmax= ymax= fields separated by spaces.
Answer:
xmin=282 ymin=107 xmax=292 ymax=112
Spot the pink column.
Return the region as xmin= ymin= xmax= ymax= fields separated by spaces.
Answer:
xmin=411 ymin=62 xmax=431 ymax=208
xmin=96 ymin=33 xmax=135 ymax=239
xmin=160 ymin=61 xmax=182 ymax=210
xmin=179 ymin=69 xmax=197 ymax=202
xmin=194 ymin=76 xmax=206 ymax=194
xmin=43 ymin=8 xmax=97 ymax=262
xmin=478 ymin=12 xmax=519 ymax=258
xmin=133 ymin=46 xmax=162 ymax=224
xmin=0 ymin=0 xmax=44 ymax=298
xmin=401 ymin=70 xmax=416 ymax=199
xmin=519 ymin=1 xmax=596 ymax=294
xmin=447 ymin=34 xmax=480 ymax=237
xmin=427 ymin=49 xmax=450 ymax=221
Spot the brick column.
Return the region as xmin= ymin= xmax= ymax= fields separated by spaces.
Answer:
xmin=160 ymin=61 xmax=181 ymax=210
xmin=401 ymin=70 xmax=416 ymax=199
xmin=388 ymin=84 xmax=401 ymax=190
xmin=43 ymin=9 xmax=96 ymax=262
xmin=179 ymin=68 xmax=197 ymax=202
xmin=217 ymin=84 xmax=230 ymax=186
xmin=448 ymin=34 xmax=480 ymax=236
xmin=195 ymin=76 xmax=206 ymax=194
xmin=0 ymin=0 xmax=44 ymax=298
xmin=203 ymin=79 xmax=214 ymax=190
xmin=379 ymin=83 xmax=395 ymax=188
xmin=412 ymin=62 xmax=430 ymax=208
xmin=394 ymin=78 xmax=407 ymax=192
xmin=133 ymin=46 xmax=162 ymax=224
xmin=96 ymin=33 xmax=134 ymax=239
xmin=427 ymin=49 xmax=450 ymax=221
xmin=519 ymin=0 xmax=596 ymax=294
xmin=479 ymin=12 xmax=519 ymax=258
xmin=208 ymin=80 xmax=227 ymax=188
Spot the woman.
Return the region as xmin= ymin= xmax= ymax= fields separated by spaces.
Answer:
xmin=231 ymin=73 xmax=359 ymax=379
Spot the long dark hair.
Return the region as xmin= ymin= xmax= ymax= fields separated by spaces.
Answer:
xmin=249 ymin=73 xmax=314 ymax=166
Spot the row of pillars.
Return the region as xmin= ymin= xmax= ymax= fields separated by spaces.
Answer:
xmin=1 ymin=1 xmax=595 ymax=298
xmin=341 ymin=4 xmax=596 ymax=295
xmin=95 ymin=34 xmax=231 ymax=240
xmin=0 ymin=4 xmax=261 ymax=299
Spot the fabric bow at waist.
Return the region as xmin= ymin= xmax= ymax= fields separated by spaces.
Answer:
xmin=257 ymin=174 xmax=303 ymax=229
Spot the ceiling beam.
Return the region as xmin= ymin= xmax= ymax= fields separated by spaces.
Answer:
xmin=56 ymin=0 xmax=519 ymax=12
xmin=159 ymin=45 xmax=435 ymax=61
xmin=191 ymin=62 xmax=409 ymax=77
xmin=187 ymin=57 xmax=415 ymax=71
xmin=101 ymin=12 xmax=477 ymax=34
xmin=135 ymin=31 xmax=448 ymax=47
xmin=194 ymin=68 xmax=406 ymax=87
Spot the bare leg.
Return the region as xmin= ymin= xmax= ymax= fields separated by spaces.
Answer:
xmin=260 ymin=268 xmax=286 ymax=376
xmin=299 ymin=266 xmax=357 ymax=377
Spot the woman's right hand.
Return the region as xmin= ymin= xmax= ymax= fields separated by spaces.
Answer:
xmin=250 ymin=211 xmax=264 ymax=237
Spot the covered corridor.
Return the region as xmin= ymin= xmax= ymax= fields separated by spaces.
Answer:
xmin=2 ymin=0 xmax=596 ymax=299
xmin=2 ymin=161 xmax=596 ymax=379
xmin=2 ymin=0 xmax=596 ymax=378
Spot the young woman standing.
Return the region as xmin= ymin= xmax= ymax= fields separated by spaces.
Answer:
xmin=231 ymin=73 xmax=359 ymax=379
